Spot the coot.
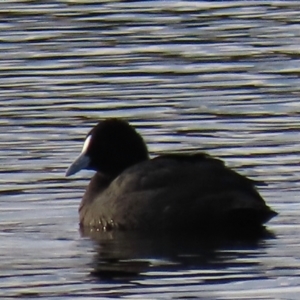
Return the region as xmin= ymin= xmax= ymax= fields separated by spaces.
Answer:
xmin=66 ymin=118 xmax=277 ymax=232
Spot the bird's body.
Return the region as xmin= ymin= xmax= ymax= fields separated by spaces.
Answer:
xmin=66 ymin=119 xmax=277 ymax=232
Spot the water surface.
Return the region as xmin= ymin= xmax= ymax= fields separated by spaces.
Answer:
xmin=1 ymin=1 xmax=300 ymax=299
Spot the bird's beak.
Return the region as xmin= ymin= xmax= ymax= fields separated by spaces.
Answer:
xmin=66 ymin=135 xmax=92 ymax=177
xmin=65 ymin=153 xmax=90 ymax=177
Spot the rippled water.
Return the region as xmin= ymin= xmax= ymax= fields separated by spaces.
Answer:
xmin=1 ymin=0 xmax=300 ymax=299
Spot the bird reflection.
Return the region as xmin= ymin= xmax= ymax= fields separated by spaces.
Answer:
xmin=80 ymin=227 xmax=275 ymax=281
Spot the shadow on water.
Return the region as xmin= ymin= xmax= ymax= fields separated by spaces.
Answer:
xmin=80 ymin=227 xmax=276 ymax=282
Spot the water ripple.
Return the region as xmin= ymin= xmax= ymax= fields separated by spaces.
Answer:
xmin=0 ymin=1 xmax=300 ymax=299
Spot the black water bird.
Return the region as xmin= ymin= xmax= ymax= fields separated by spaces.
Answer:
xmin=66 ymin=118 xmax=277 ymax=233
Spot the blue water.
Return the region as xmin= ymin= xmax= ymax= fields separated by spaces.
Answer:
xmin=1 ymin=1 xmax=300 ymax=298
